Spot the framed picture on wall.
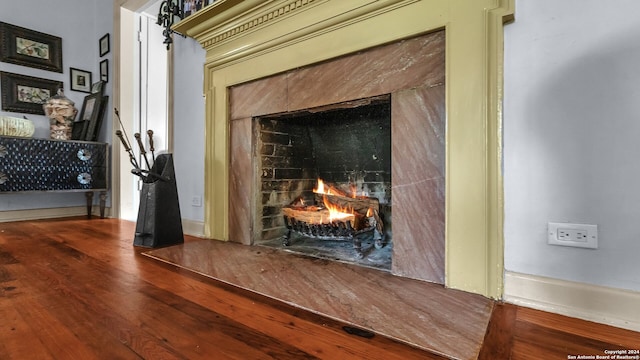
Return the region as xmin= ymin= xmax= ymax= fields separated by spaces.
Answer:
xmin=70 ymin=68 xmax=92 ymax=93
xmin=91 ymin=80 xmax=105 ymax=95
xmin=0 ymin=71 xmax=62 ymax=115
xmin=100 ymin=59 xmax=108 ymax=83
xmin=99 ymin=33 xmax=110 ymax=57
xmin=0 ymin=22 xmax=63 ymax=73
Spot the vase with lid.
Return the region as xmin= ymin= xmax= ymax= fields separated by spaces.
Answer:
xmin=43 ymin=89 xmax=78 ymax=140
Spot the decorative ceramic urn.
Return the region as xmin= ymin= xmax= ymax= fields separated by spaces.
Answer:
xmin=43 ymin=89 xmax=78 ymax=140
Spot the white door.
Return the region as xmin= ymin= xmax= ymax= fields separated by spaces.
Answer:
xmin=138 ymin=12 xmax=169 ymax=170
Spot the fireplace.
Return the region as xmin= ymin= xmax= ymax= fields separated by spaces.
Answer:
xmin=254 ymin=97 xmax=393 ymax=269
xmin=175 ymin=0 xmax=512 ymax=297
xmin=227 ymin=31 xmax=446 ymax=283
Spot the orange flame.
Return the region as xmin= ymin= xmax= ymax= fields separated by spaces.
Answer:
xmin=322 ymin=195 xmax=354 ymax=223
xmin=313 ymin=179 xmax=348 ymax=197
xmin=312 ymin=179 xmax=370 ymax=224
xmin=313 ymin=178 xmax=370 ymax=198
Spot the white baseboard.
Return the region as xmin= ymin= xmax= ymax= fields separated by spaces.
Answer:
xmin=182 ymin=219 xmax=205 ymax=238
xmin=0 ymin=206 xmax=109 ymax=222
xmin=504 ymin=271 xmax=640 ymax=332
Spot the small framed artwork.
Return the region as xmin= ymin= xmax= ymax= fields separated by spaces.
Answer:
xmin=71 ymin=119 xmax=89 ymax=140
xmin=76 ymin=93 xmax=103 ymax=141
xmin=100 ymin=59 xmax=109 ymax=83
xmin=91 ymin=80 xmax=105 ymax=95
xmin=0 ymin=22 xmax=63 ymax=73
xmin=78 ymin=93 xmax=101 ymax=122
xmin=0 ymin=71 xmax=62 ymax=115
xmin=70 ymin=68 xmax=92 ymax=93
xmin=85 ymin=95 xmax=108 ymax=141
xmin=99 ymin=33 xmax=110 ymax=57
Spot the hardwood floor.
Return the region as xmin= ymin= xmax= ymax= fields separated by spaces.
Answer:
xmin=0 ymin=218 xmax=637 ymax=359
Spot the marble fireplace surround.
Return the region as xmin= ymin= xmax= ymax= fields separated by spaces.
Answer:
xmin=229 ymin=31 xmax=446 ymax=284
xmin=175 ymin=0 xmax=514 ymax=297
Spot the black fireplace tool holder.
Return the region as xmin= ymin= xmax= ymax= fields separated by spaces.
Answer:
xmin=114 ymin=111 xmax=184 ymax=248
xmin=133 ymin=153 xmax=184 ymax=248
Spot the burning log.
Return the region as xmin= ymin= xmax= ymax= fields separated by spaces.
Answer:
xmin=283 ymin=215 xmax=355 ymax=239
xmin=280 ymin=179 xmax=387 ymax=258
xmin=283 ymin=206 xmax=355 ymax=227
xmin=313 ymin=193 xmax=384 ymax=236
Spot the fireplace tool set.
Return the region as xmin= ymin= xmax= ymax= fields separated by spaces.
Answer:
xmin=281 ymin=186 xmax=385 ymax=259
xmin=114 ymin=108 xmax=184 ymax=248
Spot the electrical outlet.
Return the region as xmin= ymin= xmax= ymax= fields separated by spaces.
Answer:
xmin=191 ymin=196 xmax=202 ymax=207
xmin=548 ymin=222 xmax=598 ymax=249
xmin=557 ymin=229 xmax=588 ymax=242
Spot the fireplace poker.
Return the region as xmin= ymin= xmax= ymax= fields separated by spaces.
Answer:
xmin=115 ymin=131 xmax=150 ymax=181
xmin=113 ymin=108 xmax=168 ymax=182
xmin=137 ymin=130 xmax=169 ymax=181
xmin=134 ymin=132 xmax=152 ymax=170
xmin=113 ymin=108 xmax=141 ymax=171
xmin=115 ymin=130 xmax=141 ymax=171
xmin=147 ymin=129 xmax=155 ymax=166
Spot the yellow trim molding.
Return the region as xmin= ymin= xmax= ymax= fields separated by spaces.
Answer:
xmin=176 ymin=0 xmax=514 ymax=298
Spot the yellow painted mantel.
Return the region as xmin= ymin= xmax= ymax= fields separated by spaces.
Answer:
xmin=174 ymin=0 xmax=514 ymax=298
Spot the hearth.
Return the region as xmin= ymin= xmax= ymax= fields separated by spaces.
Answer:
xmin=254 ymin=97 xmax=392 ymax=269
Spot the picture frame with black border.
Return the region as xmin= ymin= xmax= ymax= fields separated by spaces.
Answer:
xmin=76 ymin=93 xmax=103 ymax=141
xmin=0 ymin=22 xmax=63 ymax=73
xmin=71 ymin=119 xmax=89 ymax=140
xmin=70 ymin=67 xmax=92 ymax=93
xmin=85 ymin=95 xmax=108 ymax=142
xmin=99 ymin=33 xmax=110 ymax=57
xmin=100 ymin=59 xmax=108 ymax=83
xmin=91 ymin=80 xmax=105 ymax=95
xmin=0 ymin=71 xmax=62 ymax=115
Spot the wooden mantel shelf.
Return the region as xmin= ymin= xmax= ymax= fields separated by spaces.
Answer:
xmin=172 ymin=0 xmax=247 ymax=39
xmin=173 ymin=0 xmax=421 ymax=68
xmin=172 ymin=0 xmax=320 ymax=47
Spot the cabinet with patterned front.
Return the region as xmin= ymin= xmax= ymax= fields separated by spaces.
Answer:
xmin=0 ymin=136 xmax=108 ymax=192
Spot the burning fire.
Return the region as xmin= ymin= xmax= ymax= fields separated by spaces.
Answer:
xmin=313 ymin=178 xmax=368 ymax=198
xmin=313 ymin=179 xmax=356 ymax=223
xmin=322 ymin=195 xmax=354 ymax=223
xmin=313 ymin=179 xmax=347 ymax=197
xmin=283 ymin=178 xmax=379 ymax=231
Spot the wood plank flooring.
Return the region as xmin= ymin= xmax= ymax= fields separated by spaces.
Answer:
xmin=0 ymin=217 xmax=638 ymax=359
xmin=479 ymin=303 xmax=639 ymax=359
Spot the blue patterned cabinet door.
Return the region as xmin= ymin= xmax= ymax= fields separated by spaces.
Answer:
xmin=0 ymin=136 xmax=108 ymax=192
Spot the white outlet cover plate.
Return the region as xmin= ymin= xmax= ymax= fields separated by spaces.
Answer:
xmin=548 ymin=222 xmax=598 ymax=249
xmin=191 ymin=196 xmax=202 ymax=207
